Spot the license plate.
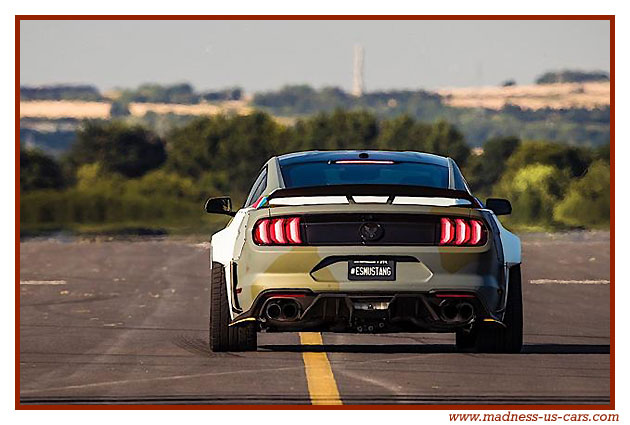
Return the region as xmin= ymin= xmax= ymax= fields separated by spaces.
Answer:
xmin=348 ymin=260 xmax=396 ymax=281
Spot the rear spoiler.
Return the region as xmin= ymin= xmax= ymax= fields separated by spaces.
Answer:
xmin=264 ymin=184 xmax=481 ymax=207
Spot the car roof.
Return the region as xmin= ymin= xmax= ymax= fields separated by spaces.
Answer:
xmin=277 ymin=150 xmax=451 ymax=167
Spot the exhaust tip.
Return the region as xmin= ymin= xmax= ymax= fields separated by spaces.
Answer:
xmin=458 ymin=302 xmax=474 ymax=322
xmin=439 ymin=301 xmax=475 ymax=322
xmin=265 ymin=303 xmax=282 ymax=320
xmin=440 ymin=302 xmax=459 ymax=321
xmin=282 ymin=302 xmax=299 ymax=320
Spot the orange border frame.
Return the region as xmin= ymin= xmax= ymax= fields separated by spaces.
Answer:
xmin=15 ymin=14 xmax=615 ymax=410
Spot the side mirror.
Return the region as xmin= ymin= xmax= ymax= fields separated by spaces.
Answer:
xmin=204 ymin=196 xmax=236 ymax=216
xmin=485 ymin=198 xmax=512 ymax=216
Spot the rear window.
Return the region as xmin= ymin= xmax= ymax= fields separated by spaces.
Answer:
xmin=280 ymin=161 xmax=449 ymax=189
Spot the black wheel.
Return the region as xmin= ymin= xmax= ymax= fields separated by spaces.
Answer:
xmin=473 ymin=265 xmax=523 ymax=353
xmin=209 ymin=262 xmax=257 ymax=352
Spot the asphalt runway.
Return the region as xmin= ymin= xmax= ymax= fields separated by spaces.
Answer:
xmin=19 ymin=232 xmax=611 ymax=405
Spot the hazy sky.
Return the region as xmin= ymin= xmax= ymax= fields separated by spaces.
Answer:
xmin=20 ymin=20 xmax=610 ymax=93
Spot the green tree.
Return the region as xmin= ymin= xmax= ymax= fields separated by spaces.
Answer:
xmin=126 ymin=169 xmax=201 ymax=200
xmin=74 ymin=163 xmax=126 ymax=197
xmin=376 ymin=115 xmax=431 ymax=151
xmin=20 ymin=148 xmax=65 ymax=191
xmin=166 ymin=112 xmax=288 ymax=200
xmin=291 ymin=109 xmax=379 ymax=152
xmin=119 ymin=83 xmax=199 ymax=104
xmin=536 ymin=70 xmax=609 ymax=84
xmin=254 ymin=85 xmax=350 ymax=115
xmin=465 ymin=136 xmax=521 ymax=194
xmin=423 ymin=120 xmax=470 ymax=166
xmin=594 ymin=143 xmax=610 ymax=163
xmin=504 ymin=140 xmax=592 ymax=178
xmin=494 ymin=164 xmax=570 ymax=227
xmin=68 ymin=121 xmax=166 ymax=178
xmin=20 ymin=84 xmax=102 ymax=101
xmin=376 ymin=116 xmax=470 ymax=165
xmin=554 ymin=160 xmax=610 ymax=227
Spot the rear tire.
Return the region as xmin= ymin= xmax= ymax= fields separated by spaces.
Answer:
xmin=473 ymin=265 xmax=523 ymax=353
xmin=209 ymin=262 xmax=257 ymax=352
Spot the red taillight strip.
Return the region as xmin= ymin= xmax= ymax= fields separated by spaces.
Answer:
xmin=454 ymin=218 xmax=470 ymax=245
xmin=440 ymin=217 xmax=485 ymax=246
xmin=334 ymin=160 xmax=395 ymax=164
xmin=254 ymin=219 xmax=271 ymax=245
xmin=254 ymin=216 xmax=303 ymax=245
xmin=470 ymin=220 xmax=482 ymax=245
xmin=270 ymin=218 xmax=288 ymax=244
xmin=440 ymin=218 xmax=454 ymax=244
xmin=286 ymin=217 xmax=302 ymax=244
xmin=434 ymin=293 xmax=475 ymax=298
xmin=268 ymin=293 xmax=306 ymax=298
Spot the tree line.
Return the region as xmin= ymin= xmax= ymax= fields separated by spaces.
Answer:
xmin=20 ymin=109 xmax=610 ymax=235
xmin=116 ymin=83 xmax=243 ymax=105
xmin=20 ymin=83 xmax=243 ymax=104
xmin=20 ymin=85 xmax=103 ymax=102
xmin=253 ymin=85 xmax=610 ymax=147
xmin=535 ymin=70 xmax=609 ymax=85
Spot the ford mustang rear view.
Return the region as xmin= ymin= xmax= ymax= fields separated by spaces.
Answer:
xmin=205 ymin=150 xmax=522 ymax=353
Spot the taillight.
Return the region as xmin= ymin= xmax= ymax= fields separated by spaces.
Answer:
xmin=439 ymin=218 xmax=486 ymax=246
xmin=253 ymin=217 xmax=303 ymax=245
xmin=286 ymin=217 xmax=302 ymax=244
xmin=440 ymin=217 xmax=454 ymax=244
xmin=470 ymin=220 xmax=483 ymax=245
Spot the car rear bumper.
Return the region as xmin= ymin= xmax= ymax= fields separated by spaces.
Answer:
xmin=232 ymin=290 xmax=503 ymax=333
xmin=232 ymin=242 xmax=505 ymax=330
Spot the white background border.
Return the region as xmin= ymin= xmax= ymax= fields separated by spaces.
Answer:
xmin=4 ymin=1 xmax=624 ymax=423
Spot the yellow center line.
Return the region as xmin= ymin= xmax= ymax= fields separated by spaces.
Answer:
xmin=299 ymin=332 xmax=342 ymax=405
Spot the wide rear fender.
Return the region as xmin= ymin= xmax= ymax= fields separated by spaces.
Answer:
xmin=494 ymin=216 xmax=521 ymax=266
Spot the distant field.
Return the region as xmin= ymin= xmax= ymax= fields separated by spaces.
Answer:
xmin=437 ymin=81 xmax=609 ymax=110
xmin=20 ymin=99 xmax=252 ymax=119
xmin=20 ymin=100 xmax=111 ymax=119
xmin=20 ymin=82 xmax=611 ymax=121
xmin=128 ymin=100 xmax=252 ymax=116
